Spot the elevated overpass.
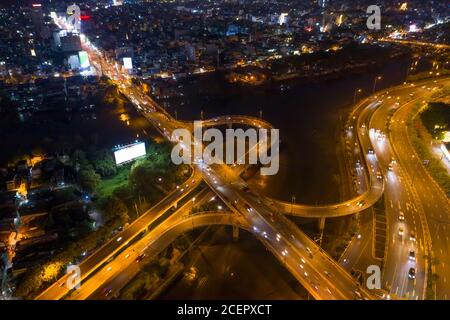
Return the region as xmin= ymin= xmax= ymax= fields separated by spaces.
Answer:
xmin=42 ymin=14 xmax=378 ymax=300
xmin=198 ymin=105 xmax=384 ymax=218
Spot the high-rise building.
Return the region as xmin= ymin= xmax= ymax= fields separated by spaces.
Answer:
xmin=31 ymin=3 xmax=44 ymax=32
xmin=0 ymin=61 xmax=7 ymax=77
xmin=185 ymin=43 xmax=196 ymax=62
xmin=60 ymin=34 xmax=82 ymax=52
xmin=68 ymin=55 xmax=81 ymax=70
xmin=115 ymin=47 xmax=134 ymax=60
xmin=318 ymin=0 xmax=328 ymax=8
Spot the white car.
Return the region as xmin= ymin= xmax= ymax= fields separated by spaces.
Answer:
xmin=376 ymin=171 xmax=383 ymax=180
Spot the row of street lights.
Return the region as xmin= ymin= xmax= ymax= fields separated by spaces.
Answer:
xmin=353 ymin=76 xmax=383 ymax=104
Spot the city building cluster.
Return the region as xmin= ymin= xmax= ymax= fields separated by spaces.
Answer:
xmin=0 ymin=0 xmax=448 ymax=85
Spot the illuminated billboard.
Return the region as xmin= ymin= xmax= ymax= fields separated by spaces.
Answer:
xmin=78 ymin=51 xmax=90 ymax=69
xmin=114 ymin=142 xmax=146 ymax=165
xmin=68 ymin=54 xmax=80 ymax=70
xmin=123 ymin=57 xmax=133 ymax=70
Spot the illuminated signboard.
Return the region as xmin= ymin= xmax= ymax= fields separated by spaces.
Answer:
xmin=78 ymin=51 xmax=90 ymax=69
xmin=68 ymin=54 xmax=80 ymax=70
xmin=114 ymin=142 xmax=146 ymax=165
xmin=123 ymin=57 xmax=133 ymax=70
xmin=441 ymin=144 xmax=450 ymax=162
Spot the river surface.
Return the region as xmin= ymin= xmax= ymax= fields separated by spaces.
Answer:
xmin=159 ymin=226 xmax=308 ymax=300
xmin=3 ymin=58 xmax=409 ymax=204
xmin=3 ymin=56 xmax=410 ymax=300
xmin=160 ymin=57 xmax=410 ymax=204
xmin=0 ymin=91 xmax=153 ymax=165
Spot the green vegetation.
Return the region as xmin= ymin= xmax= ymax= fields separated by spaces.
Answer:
xmin=191 ymin=200 xmax=220 ymax=214
xmin=79 ymin=168 xmax=101 ymax=193
xmin=419 ymin=102 xmax=450 ymax=140
xmin=269 ymin=43 xmax=399 ymax=76
xmin=15 ymin=209 xmax=127 ymax=298
xmin=91 ymin=149 xmax=117 ymax=177
xmin=320 ymin=215 xmax=359 ymax=260
xmin=407 ymin=69 xmax=450 ymax=82
xmin=14 ymin=140 xmax=191 ymax=299
xmin=373 ymin=193 xmax=385 ymax=212
xmin=410 ymin=102 xmax=450 ymax=195
xmin=96 ymin=166 xmax=130 ymax=199
xmin=410 ymin=131 xmax=450 ymax=195
xmin=118 ymin=246 xmax=183 ymax=300
xmin=424 ymin=253 xmax=440 ymax=300
xmin=96 ymin=142 xmax=191 ymax=220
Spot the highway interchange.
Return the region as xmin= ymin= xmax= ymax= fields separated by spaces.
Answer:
xmin=38 ymin=16 xmax=450 ymax=301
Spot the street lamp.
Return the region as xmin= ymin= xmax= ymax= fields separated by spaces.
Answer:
xmin=372 ymin=76 xmax=382 ymax=93
xmin=405 ymin=64 xmax=414 ymax=79
xmin=353 ymin=88 xmax=362 ymax=104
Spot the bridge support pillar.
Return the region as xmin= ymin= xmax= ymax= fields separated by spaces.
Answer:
xmin=318 ymin=217 xmax=326 ymax=231
xmin=232 ymin=224 xmax=239 ymax=241
xmin=318 ymin=218 xmax=326 ymax=247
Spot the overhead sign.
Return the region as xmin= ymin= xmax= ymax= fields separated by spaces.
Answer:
xmin=114 ymin=142 xmax=146 ymax=165
xmin=123 ymin=57 xmax=133 ymax=70
xmin=78 ymin=51 xmax=90 ymax=69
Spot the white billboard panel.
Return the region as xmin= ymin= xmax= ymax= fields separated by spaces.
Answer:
xmin=78 ymin=51 xmax=90 ymax=69
xmin=114 ymin=142 xmax=146 ymax=165
xmin=68 ymin=54 xmax=80 ymax=70
xmin=123 ymin=57 xmax=133 ymax=70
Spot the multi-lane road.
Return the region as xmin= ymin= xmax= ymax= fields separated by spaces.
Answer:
xmin=36 ymin=168 xmax=202 ymax=300
xmin=386 ymin=80 xmax=450 ymax=299
xmin=40 ymin=15 xmax=450 ymax=300
xmin=66 ymin=188 xmax=217 ymax=300
xmin=331 ymin=78 xmax=450 ymax=300
xmin=46 ymin=21 xmax=372 ymax=299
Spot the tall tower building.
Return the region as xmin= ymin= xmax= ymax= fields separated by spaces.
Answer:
xmin=318 ymin=0 xmax=328 ymax=8
xmin=60 ymin=34 xmax=82 ymax=52
xmin=31 ymin=3 xmax=44 ymax=32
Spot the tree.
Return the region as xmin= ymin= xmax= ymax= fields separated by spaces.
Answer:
xmin=91 ymin=150 xmax=117 ymax=177
xmin=112 ymin=184 xmax=133 ymax=205
xmin=79 ymin=169 xmax=101 ymax=193
xmin=129 ymin=163 xmax=156 ymax=196
xmin=72 ymin=149 xmax=89 ymax=168
xmin=102 ymin=196 xmax=129 ymax=224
